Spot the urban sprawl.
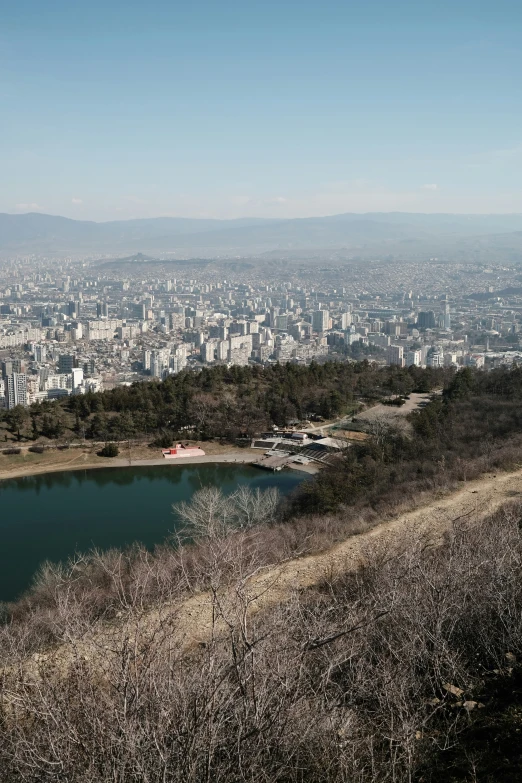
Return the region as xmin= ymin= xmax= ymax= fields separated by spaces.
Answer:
xmin=0 ymin=255 xmax=521 ymax=409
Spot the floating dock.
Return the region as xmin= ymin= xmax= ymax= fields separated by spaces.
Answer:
xmin=252 ymin=453 xmax=294 ymax=471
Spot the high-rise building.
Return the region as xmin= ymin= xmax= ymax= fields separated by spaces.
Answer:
xmin=5 ymin=373 xmax=28 ymax=408
xmin=426 ymin=348 xmax=443 ymax=368
xmin=58 ymin=354 xmax=75 ymax=374
xmin=217 ymin=340 xmax=229 ymax=361
xmin=443 ymin=303 xmax=451 ymax=330
xmin=2 ymin=359 xmax=22 ymax=378
xmin=312 ymin=309 xmax=330 ymax=332
xmin=71 ymin=322 xmax=83 ymax=340
xmin=387 ymin=345 xmax=404 ymax=367
xmin=275 ymin=315 xmax=288 ymax=331
xmin=406 ymin=349 xmax=422 ymax=367
xmin=133 ymin=302 xmax=147 ymax=320
xmin=66 ymin=300 xmax=81 ymax=317
xmin=34 ymin=345 xmax=47 ymax=363
xmin=268 ymin=307 xmax=280 ymax=327
xmin=341 ymin=312 xmax=352 ymax=330
xmin=444 ymin=353 xmax=458 ymax=367
xmin=201 ymin=341 xmax=215 ymax=363
xmin=71 ymin=368 xmax=84 ymax=389
xmin=83 ymin=359 xmax=96 ymax=376
xmin=97 ymin=302 xmax=109 ymax=318
xmin=417 ymin=311 xmax=436 ymax=329
xmin=150 ymin=350 xmax=167 ymax=379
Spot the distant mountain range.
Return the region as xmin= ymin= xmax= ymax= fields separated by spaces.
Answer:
xmin=2 ymin=211 xmax=522 ymax=260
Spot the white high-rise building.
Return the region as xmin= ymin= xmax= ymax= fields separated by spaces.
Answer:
xmin=170 ymin=355 xmax=187 ymax=374
xmin=34 ymin=344 xmax=47 ymax=363
xmin=217 ymin=340 xmax=229 ymax=361
xmin=387 ymin=345 xmax=404 ymax=367
xmin=150 ymin=350 xmax=167 ymax=379
xmin=71 ymin=368 xmax=84 ymax=389
xmin=201 ymin=341 xmax=215 ymax=363
xmin=5 ymin=373 xmax=28 ymax=408
xmin=341 ymin=312 xmax=352 ymax=330
xmin=406 ymin=349 xmax=422 ymax=367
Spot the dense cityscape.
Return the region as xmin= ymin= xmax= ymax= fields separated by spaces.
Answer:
xmin=0 ymin=254 xmax=521 ymax=409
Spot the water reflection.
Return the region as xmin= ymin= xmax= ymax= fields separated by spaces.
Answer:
xmin=0 ymin=464 xmax=303 ymax=602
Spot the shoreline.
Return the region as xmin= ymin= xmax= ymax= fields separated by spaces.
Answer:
xmin=0 ymin=450 xmax=318 ymax=482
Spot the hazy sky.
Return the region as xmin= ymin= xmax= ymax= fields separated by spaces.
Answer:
xmin=2 ymin=0 xmax=522 ymax=221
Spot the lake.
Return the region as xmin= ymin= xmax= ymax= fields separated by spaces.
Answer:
xmin=0 ymin=464 xmax=305 ymax=603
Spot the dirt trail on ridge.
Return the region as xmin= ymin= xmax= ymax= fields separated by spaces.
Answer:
xmin=21 ymin=466 xmax=522 ymax=676
xmin=172 ymin=467 xmax=522 ymax=647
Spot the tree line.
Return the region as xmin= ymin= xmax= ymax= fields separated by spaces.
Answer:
xmin=0 ymin=361 xmax=449 ymax=443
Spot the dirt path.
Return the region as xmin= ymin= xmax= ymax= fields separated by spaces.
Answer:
xmin=168 ymin=467 xmax=522 ymax=647
xmin=3 ymin=458 xmax=516 ymax=689
xmin=20 ymin=464 xmax=520 ymax=683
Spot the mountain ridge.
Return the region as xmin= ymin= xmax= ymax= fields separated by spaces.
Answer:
xmin=3 ymin=210 xmax=522 ymax=259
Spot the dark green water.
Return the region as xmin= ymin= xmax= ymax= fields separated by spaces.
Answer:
xmin=0 ymin=464 xmax=304 ymax=603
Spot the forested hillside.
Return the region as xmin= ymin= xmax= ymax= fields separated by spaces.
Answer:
xmin=0 ymin=361 xmax=448 ymax=443
xmin=295 ymin=364 xmax=522 ymax=514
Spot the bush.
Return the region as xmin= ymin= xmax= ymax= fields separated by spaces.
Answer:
xmin=149 ymin=431 xmax=174 ymax=449
xmin=98 ymin=443 xmax=119 ymax=458
xmin=28 ymin=445 xmax=45 ymax=454
xmin=2 ymin=448 xmax=21 ymax=455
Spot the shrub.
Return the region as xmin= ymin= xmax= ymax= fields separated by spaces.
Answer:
xmin=149 ymin=431 xmax=174 ymax=449
xmin=98 ymin=443 xmax=119 ymax=458
xmin=2 ymin=448 xmax=21 ymax=455
xmin=28 ymin=445 xmax=45 ymax=454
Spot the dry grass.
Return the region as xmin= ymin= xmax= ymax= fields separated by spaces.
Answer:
xmin=0 ymin=441 xmax=260 ymax=481
xmin=8 ymin=465 xmax=522 ymax=677
xmin=2 ymin=498 xmax=522 ymax=782
xmin=332 ymin=429 xmax=369 ymax=441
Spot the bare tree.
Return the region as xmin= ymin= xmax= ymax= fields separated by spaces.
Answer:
xmin=230 ymin=485 xmax=280 ymax=528
xmin=173 ymin=486 xmax=237 ymax=540
xmin=173 ymin=485 xmax=281 ymax=540
xmin=366 ymin=413 xmax=405 ymax=459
